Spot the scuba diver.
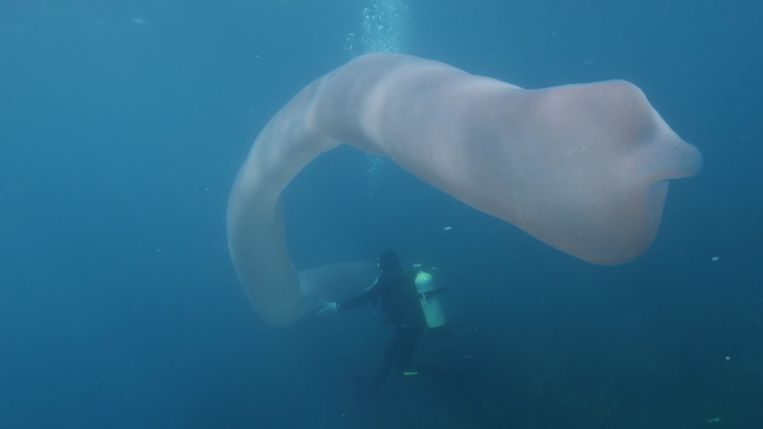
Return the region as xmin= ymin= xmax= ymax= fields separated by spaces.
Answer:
xmin=317 ymin=249 xmax=429 ymax=392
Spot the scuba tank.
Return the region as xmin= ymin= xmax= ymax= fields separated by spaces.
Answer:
xmin=414 ymin=269 xmax=447 ymax=328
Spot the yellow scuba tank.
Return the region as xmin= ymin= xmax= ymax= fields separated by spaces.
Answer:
xmin=414 ymin=270 xmax=447 ymax=328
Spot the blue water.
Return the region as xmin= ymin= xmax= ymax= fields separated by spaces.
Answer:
xmin=1 ymin=1 xmax=761 ymax=427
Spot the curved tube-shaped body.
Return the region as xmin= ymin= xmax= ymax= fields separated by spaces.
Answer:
xmin=227 ymin=54 xmax=702 ymax=326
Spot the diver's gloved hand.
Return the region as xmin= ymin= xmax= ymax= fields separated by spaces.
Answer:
xmin=316 ymin=302 xmax=339 ymax=315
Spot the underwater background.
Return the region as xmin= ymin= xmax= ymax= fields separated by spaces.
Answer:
xmin=1 ymin=0 xmax=761 ymax=427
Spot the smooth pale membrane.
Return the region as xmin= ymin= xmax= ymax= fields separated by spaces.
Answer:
xmin=227 ymin=54 xmax=702 ymax=326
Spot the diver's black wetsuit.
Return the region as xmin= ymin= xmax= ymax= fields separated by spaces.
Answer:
xmin=339 ymin=265 xmax=425 ymax=389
